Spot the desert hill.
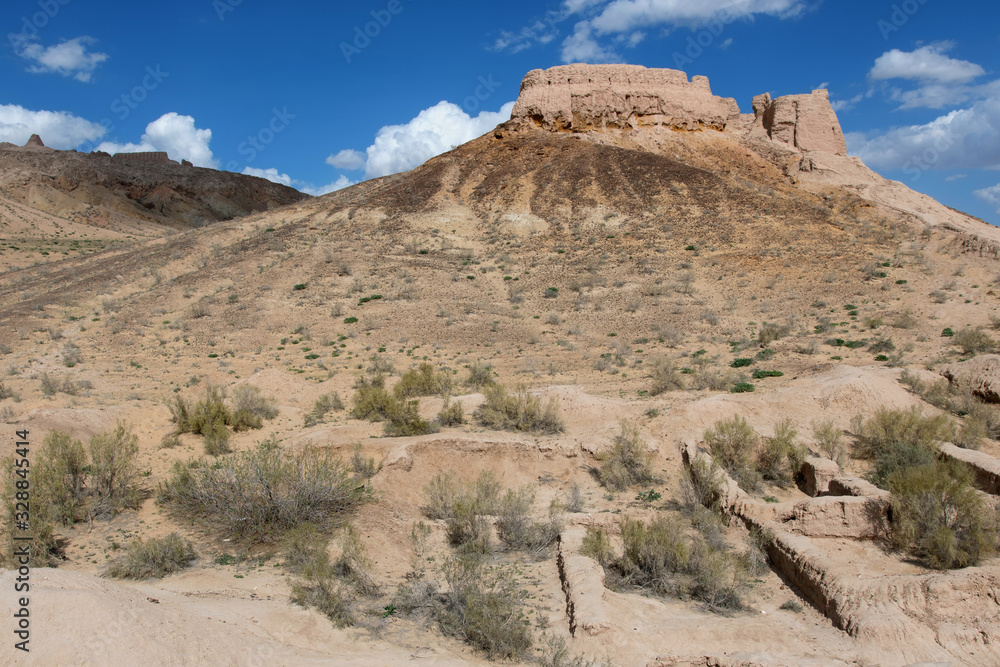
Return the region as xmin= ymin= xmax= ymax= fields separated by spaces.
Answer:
xmin=0 ymin=134 xmax=308 ymax=270
xmin=1 ymin=65 xmax=999 ymax=666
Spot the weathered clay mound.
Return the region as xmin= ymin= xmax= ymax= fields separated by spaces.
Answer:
xmin=941 ymin=354 xmax=1000 ymax=404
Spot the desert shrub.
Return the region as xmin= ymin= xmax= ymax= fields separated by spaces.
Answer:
xmin=365 ymin=354 xmax=395 ymax=375
xmin=952 ymin=327 xmax=996 ymax=355
xmin=565 ymin=482 xmax=584 ymax=513
xmin=446 ymin=499 xmax=494 ymax=555
xmin=291 ymin=578 xmax=355 ymax=628
xmin=423 ymin=472 xmax=460 ymax=520
xmin=202 ymin=419 xmax=231 ymax=456
xmin=598 ymin=420 xmax=655 ymax=491
xmin=703 ymin=416 xmax=761 ymax=492
xmin=437 ymin=554 xmax=533 ymax=661
xmin=474 ymin=384 xmax=564 ymax=434
xmin=350 ymin=443 xmax=380 ymax=479
xmin=382 ymin=397 xmax=437 ymax=437
xmin=682 ymin=455 xmax=725 ymax=515
xmin=751 ymin=369 xmax=783 ymax=379
xmin=39 ymin=372 xmax=81 ymax=397
xmin=1 ymin=453 xmax=60 ymax=566
xmin=537 ymin=633 xmax=607 ymax=667
xmin=580 ymin=525 xmax=615 ymax=566
xmin=610 ymin=516 xmax=749 ymax=610
xmin=157 ymin=443 xmax=367 ymax=542
xmin=394 ymin=363 xmax=452 ymax=398
xmin=780 ymin=599 xmax=803 ymax=613
xmin=466 ymin=361 xmax=495 ymax=389
xmin=756 ymin=419 xmax=806 ymax=488
xmin=231 ymin=384 xmax=278 ymax=422
xmin=649 ymin=356 xmax=684 ymax=395
xmin=35 ymin=431 xmax=88 ymax=525
xmin=159 ymin=433 xmax=181 ymax=449
xmin=350 ymin=374 xmax=397 ymax=421
xmin=812 ymin=418 xmax=847 ymax=468
xmin=436 ymin=396 xmax=465 ymax=426
xmin=87 ymin=422 xmax=141 ymax=517
xmin=730 ymin=358 xmax=753 ymax=368
xmin=853 ymin=407 xmax=953 ymax=488
xmin=61 ymin=342 xmax=83 ymax=367
xmin=495 ymin=487 xmax=561 ymax=554
xmin=304 ymin=392 xmax=344 ymax=426
xmin=758 ymin=322 xmax=790 ymax=346
xmin=888 ymin=461 xmax=998 ymax=569
xmin=105 ymin=533 xmax=196 ymax=579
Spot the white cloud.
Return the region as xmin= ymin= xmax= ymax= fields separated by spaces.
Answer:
xmin=301 ymin=175 xmax=357 ymax=196
xmin=360 ymin=100 xmax=516 ymax=179
xmin=326 ymin=149 xmax=366 ymax=170
xmin=847 ymin=96 xmax=1000 ymax=171
xmin=944 ymin=174 xmax=967 ymax=181
xmin=12 ymin=36 xmax=109 ymax=82
xmin=870 ymin=44 xmax=984 ymax=84
xmin=0 ymin=104 xmax=106 ymax=149
xmin=975 ymin=183 xmax=1000 ymax=214
xmin=561 ymin=21 xmax=621 ymax=63
xmin=97 ymin=113 xmax=217 ymax=168
xmin=242 ymin=167 xmax=292 ymax=186
xmin=831 ymin=92 xmax=865 ymax=113
xmin=587 ymin=0 xmax=807 ymax=33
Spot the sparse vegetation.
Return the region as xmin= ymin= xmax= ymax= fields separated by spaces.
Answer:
xmin=304 ymin=392 xmax=344 ymax=426
xmin=394 ymin=362 xmax=452 ymax=398
xmin=105 ymin=533 xmax=196 ymax=579
xmin=649 ymin=355 xmax=684 ymax=395
xmin=157 ymin=443 xmax=368 ymax=542
xmin=474 ymin=384 xmax=564 ymax=434
xmin=852 ymin=407 xmax=953 ymax=489
xmin=598 ymin=420 xmax=656 ymax=491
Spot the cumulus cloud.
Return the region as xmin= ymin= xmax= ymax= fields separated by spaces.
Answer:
xmin=493 ymin=0 xmax=807 ymax=61
xmin=301 ymin=175 xmax=358 ymax=196
xmin=870 ymin=44 xmax=985 ymax=84
xmin=561 ymin=21 xmax=621 ymax=63
xmin=242 ymin=167 xmax=292 ymax=186
xmin=847 ymin=96 xmax=1000 ymax=171
xmin=97 ymin=113 xmax=217 ymax=168
xmin=975 ymin=184 xmax=1000 ymax=214
xmin=12 ymin=36 xmax=109 ymax=82
xmin=358 ymin=100 xmax=515 ymax=179
xmin=0 ymin=104 xmax=106 ymax=148
xmin=326 ymin=149 xmax=366 ymax=170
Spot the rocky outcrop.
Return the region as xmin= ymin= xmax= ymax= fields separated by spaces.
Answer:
xmin=751 ymin=90 xmax=847 ymax=155
xmin=801 ymin=456 xmax=840 ymax=496
xmin=112 ymin=151 xmax=175 ymax=165
xmin=25 ymin=133 xmax=45 ymax=147
xmin=941 ymin=355 xmax=1000 ymax=404
xmin=511 ymin=64 xmax=741 ymax=132
xmin=939 ymin=443 xmax=1000 ymax=494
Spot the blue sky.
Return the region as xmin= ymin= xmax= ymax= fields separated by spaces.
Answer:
xmin=2 ymin=0 xmax=998 ymax=223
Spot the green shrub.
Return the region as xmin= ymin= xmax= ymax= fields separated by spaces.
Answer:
xmin=703 ymin=416 xmax=761 ymax=492
xmin=465 ymin=362 xmax=494 ymax=389
xmin=105 ymin=533 xmax=196 ymax=579
xmin=159 ymin=433 xmax=181 ymax=449
xmin=731 ymin=382 xmax=755 ymax=393
xmin=438 ymin=554 xmax=533 ymax=661
xmin=436 ymin=396 xmax=465 ymax=426
xmin=757 ymin=322 xmax=790 ymax=346
xmin=35 ymin=431 xmax=88 ymax=525
xmin=495 ymin=488 xmax=561 ymax=553
xmin=350 ymin=374 xmax=396 ymax=421
xmin=231 ymin=385 xmax=278 ymax=425
xmin=158 ymin=443 xmax=367 ymax=542
xmin=350 ymin=443 xmax=380 ymax=480
xmin=382 ymin=398 xmax=438 ymax=437
xmin=598 ymin=420 xmax=656 ymax=491
xmin=394 ymin=363 xmax=452 ymax=398
xmin=291 ymin=579 xmax=355 ymax=628
xmin=580 ymin=526 xmax=615 ymax=566
xmin=304 ymin=392 xmax=344 ymax=426
xmin=88 ymin=422 xmax=141 ymax=517
xmin=423 ymin=472 xmax=460 ymax=520
xmin=812 ymin=418 xmax=847 ymax=468
xmin=888 ymin=461 xmax=998 ymax=569
xmin=610 ymin=516 xmax=749 ymax=610
xmin=649 ymin=356 xmax=684 ymax=395
xmin=202 ymin=419 xmax=231 ymax=456
xmin=682 ymin=455 xmax=725 ymax=515
xmin=751 ymin=369 xmax=783 ymax=379
xmin=952 ymin=327 xmax=996 ymax=355
xmin=756 ymin=419 xmax=806 ymax=488
xmin=730 ymin=358 xmax=753 ymax=368
xmin=853 ymin=407 xmax=953 ymax=488
xmin=474 ymin=384 xmax=564 ymax=434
